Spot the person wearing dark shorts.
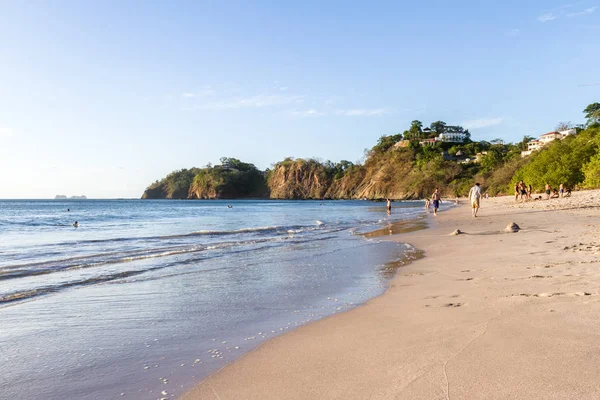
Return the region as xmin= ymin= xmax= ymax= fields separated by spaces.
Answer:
xmin=431 ymin=188 xmax=441 ymax=216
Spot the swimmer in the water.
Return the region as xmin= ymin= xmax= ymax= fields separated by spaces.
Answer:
xmin=73 ymin=221 xmax=79 ymax=227
xmin=227 ymin=205 xmax=233 ymax=208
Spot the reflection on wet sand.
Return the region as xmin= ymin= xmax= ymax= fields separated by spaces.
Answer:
xmin=361 ymin=218 xmax=428 ymax=239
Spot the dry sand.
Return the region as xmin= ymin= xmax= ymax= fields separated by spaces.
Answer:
xmin=182 ymin=191 xmax=600 ymax=399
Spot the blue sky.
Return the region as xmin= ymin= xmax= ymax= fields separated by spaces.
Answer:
xmin=1 ymin=1 xmax=599 ymax=198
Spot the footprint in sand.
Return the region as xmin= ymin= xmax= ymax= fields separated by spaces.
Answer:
xmin=444 ymin=302 xmax=464 ymax=307
xmin=514 ymin=292 xmax=593 ymax=298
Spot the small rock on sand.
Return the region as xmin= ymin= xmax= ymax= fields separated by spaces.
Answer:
xmin=505 ymin=222 xmax=520 ymax=232
xmin=450 ymin=229 xmax=462 ymax=236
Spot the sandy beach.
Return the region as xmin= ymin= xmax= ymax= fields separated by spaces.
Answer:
xmin=183 ymin=190 xmax=600 ymax=399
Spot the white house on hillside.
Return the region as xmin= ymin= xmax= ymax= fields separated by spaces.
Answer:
xmin=437 ymin=132 xmax=467 ymax=143
xmin=539 ymin=131 xmax=562 ymax=145
xmin=521 ymin=129 xmax=578 ymax=157
xmin=560 ymin=128 xmax=577 ymax=137
xmin=528 ymin=140 xmax=542 ymax=151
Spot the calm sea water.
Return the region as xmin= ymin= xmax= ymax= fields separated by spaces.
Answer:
xmin=0 ymin=199 xmax=427 ymax=399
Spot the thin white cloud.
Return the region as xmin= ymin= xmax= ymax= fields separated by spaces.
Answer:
xmin=181 ymin=88 xmax=215 ymax=98
xmin=536 ymin=4 xmax=595 ymax=21
xmin=567 ymin=6 xmax=597 ymax=17
xmin=334 ymin=108 xmax=390 ymax=117
xmin=177 ymin=85 xmax=390 ymax=117
xmin=290 ymin=109 xmax=326 ymax=117
xmin=0 ymin=127 xmax=15 ymax=138
xmin=537 ymin=12 xmax=558 ymax=22
xmin=462 ymin=117 xmax=504 ymax=129
xmin=290 ymin=107 xmax=391 ymax=118
xmin=537 ymin=4 xmax=572 ymax=22
xmin=508 ymin=28 xmax=520 ymax=37
xmin=189 ymin=94 xmax=303 ymax=110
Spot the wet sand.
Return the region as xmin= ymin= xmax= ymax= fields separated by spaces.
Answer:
xmin=182 ymin=191 xmax=600 ymax=399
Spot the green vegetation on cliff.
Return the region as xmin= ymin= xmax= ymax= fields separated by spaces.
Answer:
xmin=189 ymin=158 xmax=268 ymax=199
xmin=143 ymin=168 xmax=201 ymax=199
xmin=143 ymin=102 xmax=600 ymax=200
xmin=142 ymin=158 xmax=267 ymax=199
xmin=513 ymin=126 xmax=600 ymax=191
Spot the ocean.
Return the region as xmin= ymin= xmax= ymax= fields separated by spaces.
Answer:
xmin=0 ymin=199 xmax=428 ymax=399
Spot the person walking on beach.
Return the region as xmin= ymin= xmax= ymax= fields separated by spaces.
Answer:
xmin=431 ymin=188 xmax=441 ymax=216
xmin=468 ymin=183 xmax=482 ymax=217
xmin=559 ymin=183 xmax=564 ymax=198
xmin=514 ymin=181 xmax=520 ymax=202
xmin=545 ymin=183 xmax=552 ymax=200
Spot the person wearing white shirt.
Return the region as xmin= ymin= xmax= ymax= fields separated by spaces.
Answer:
xmin=468 ymin=183 xmax=482 ymax=217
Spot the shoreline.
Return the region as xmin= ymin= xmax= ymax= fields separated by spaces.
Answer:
xmin=182 ymin=191 xmax=600 ymax=399
xmin=0 ymin=200 xmax=426 ymax=400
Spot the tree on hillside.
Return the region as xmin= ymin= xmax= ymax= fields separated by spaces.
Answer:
xmin=463 ymin=129 xmax=471 ymax=142
xmin=410 ymin=120 xmax=423 ymax=139
xmin=584 ymin=102 xmax=600 ymax=126
xmin=555 ymin=121 xmax=573 ymax=132
xmin=520 ymin=135 xmax=535 ymax=150
xmin=372 ymin=134 xmax=403 ymax=154
xmin=219 ymin=157 xmax=257 ymax=172
xmin=404 ymin=120 xmax=424 ymax=141
xmin=479 ymin=147 xmax=505 ymax=173
xmin=445 ymin=125 xmax=465 ymax=134
xmin=430 ymin=121 xmax=447 ymax=135
xmin=411 ymin=120 xmax=423 ymax=130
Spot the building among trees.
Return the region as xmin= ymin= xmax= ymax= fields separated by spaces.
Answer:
xmin=521 ymin=129 xmax=578 ymax=157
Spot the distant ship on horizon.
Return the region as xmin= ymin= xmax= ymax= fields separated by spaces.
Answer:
xmin=54 ymin=195 xmax=87 ymax=200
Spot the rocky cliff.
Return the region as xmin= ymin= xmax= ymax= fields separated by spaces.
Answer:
xmin=267 ymin=158 xmax=332 ymax=199
xmin=143 ymin=131 xmax=544 ymax=200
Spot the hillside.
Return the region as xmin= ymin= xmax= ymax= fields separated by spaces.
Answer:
xmin=142 ymin=103 xmax=600 ymax=200
xmin=142 ymin=159 xmax=268 ymax=200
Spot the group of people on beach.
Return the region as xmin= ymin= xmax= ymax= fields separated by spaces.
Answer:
xmin=406 ymin=180 xmax=574 ymax=219
xmin=515 ymin=181 xmax=571 ymax=202
xmin=422 ymin=184 xmax=485 ymax=217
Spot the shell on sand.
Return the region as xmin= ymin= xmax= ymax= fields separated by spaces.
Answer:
xmin=505 ymin=222 xmax=520 ymax=232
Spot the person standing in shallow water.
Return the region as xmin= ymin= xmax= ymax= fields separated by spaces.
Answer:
xmin=386 ymin=198 xmax=392 ymax=215
xmin=468 ymin=183 xmax=482 ymax=217
xmin=431 ymin=188 xmax=441 ymax=216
